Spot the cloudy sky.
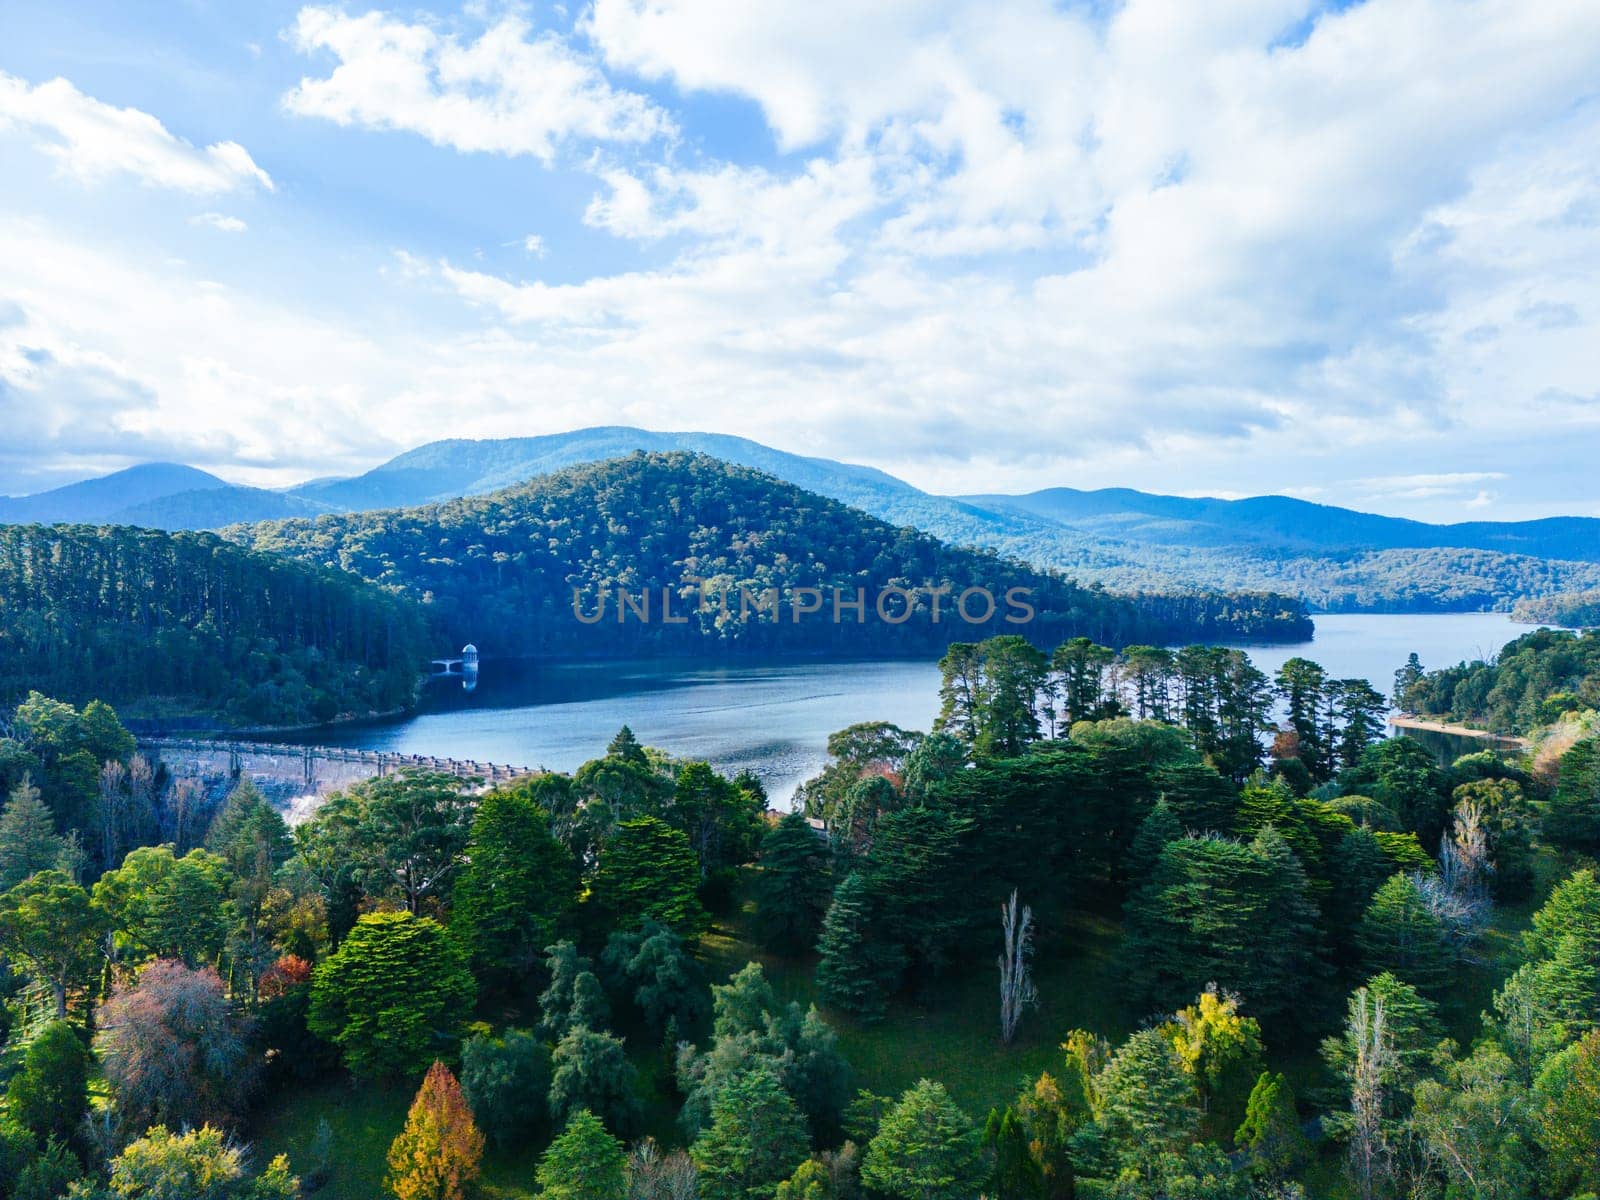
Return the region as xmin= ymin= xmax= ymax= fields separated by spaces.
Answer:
xmin=1 ymin=0 xmax=1597 ymax=520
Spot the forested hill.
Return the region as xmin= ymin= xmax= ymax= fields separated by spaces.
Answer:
xmin=0 ymin=524 xmax=429 ymax=725
xmin=233 ymin=452 xmax=1312 ymax=658
xmin=1396 ymin=626 xmax=1600 ymax=735
xmin=12 ymin=431 xmax=1599 ymax=611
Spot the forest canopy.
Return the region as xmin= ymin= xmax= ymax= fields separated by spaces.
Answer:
xmin=0 ymin=524 xmax=429 ymax=726
xmin=1396 ymin=627 xmax=1600 ymax=735
xmin=233 ymin=452 xmax=1312 ymax=659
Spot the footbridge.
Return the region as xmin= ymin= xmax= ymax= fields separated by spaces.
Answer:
xmin=139 ymin=737 xmax=538 ymax=818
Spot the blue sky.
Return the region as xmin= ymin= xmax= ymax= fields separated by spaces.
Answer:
xmin=1 ymin=0 xmax=1597 ymax=521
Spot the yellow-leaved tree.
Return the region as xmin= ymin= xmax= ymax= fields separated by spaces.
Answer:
xmin=386 ymin=1060 xmax=485 ymax=1200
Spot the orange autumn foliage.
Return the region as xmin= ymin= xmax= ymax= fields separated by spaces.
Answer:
xmin=385 ymin=1060 xmax=485 ymax=1200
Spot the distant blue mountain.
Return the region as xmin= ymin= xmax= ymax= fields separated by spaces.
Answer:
xmin=965 ymin=488 xmax=1600 ymax=562
xmin=0 ymin=463 xmax=329 ymax=529
xmin=5 ymin=429 xmax=1598 ymax=611
xmin=0 ymin=463 xmax=229 ymax=524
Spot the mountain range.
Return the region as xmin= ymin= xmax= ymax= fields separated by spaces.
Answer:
xmin=4 ymin=427 xmax=1597 ymax=612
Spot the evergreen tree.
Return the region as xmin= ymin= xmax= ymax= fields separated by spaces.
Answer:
xmin=0 ymin=775 xmax=70 ymax=890
xmin=815 ymin=872 xmax=900 ymax=1021
xmin=1356 ymin=874 xmax=1451 ymax=998
xmin=307 ymin=911 xmax=475 ymax=1080
xmin=1326 ymin=826 xmax=1397 ymax=963
xmin=861 ymin=1080 xmax=985 ymax=1200
xmin=755 ymin=813 xmax=832 ymax=954
xmin=1546 ymin=738 xmax=1600 ymax=852
xmin=5 ymin=1019 xmax=89 ymax=1147
xmin=385 ymin=1061 xmax=485 ymax=1200
xmin=460 ymin=1028 xmax=552 ymax=1149
xmin=593 ymin=816 xmax=708 ymax=935
xmin=535 ymin=1110 xmax=627 ymax=1200
xmin=1525 ymin=867 xmax=1600 ymax=960
xmin=549 ymin=1026 xmax=638 ymax=1134
xmin=0 ymin=869 xmax=103 ymax=1018
xmin=1235 ymin=1071 xmax=1307 ymax=1178
xmin=1322 ymin=972 xmax=1444 ymax=1118
xmin=691 ymin=1064 xmax=811 ymax=1200
xmin=983 ymin=1107 xmax=1047 ymax=1200
xmin=601 ymin=921 xmax=707 ymax=1038
xmin=1122 ymin=832 xmax=1319 ymax=1032
xmin=1125 ymin=799 xmax=1180 ymax=883
xmin=538 ymin=942 xmax=611 ymax=1041
xmin=1491 ymin=934 xmax=1599 ymax=1074
xmin=452 ymin=787 xmax=579 ymax=983
xmin=1533 ymin=1028 xmax=1600 ymax=1197
xmin=1091 ymin=1029 xmax=1199 ymax=1178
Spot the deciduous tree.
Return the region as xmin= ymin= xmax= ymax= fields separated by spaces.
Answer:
xmin=385 ymin=1061 xmax=485 ymax=1200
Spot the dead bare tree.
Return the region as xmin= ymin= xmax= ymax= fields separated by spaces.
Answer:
xmin=627 ymin=1136 xmax=698 ymax=1200
xmin=97 ymin=760 xmax=128 ymax=873
xmin=1348 ymin=988 xmax=1393 ymax=1200
xmin=998 ymin=888 xmax=1038 ymax=1045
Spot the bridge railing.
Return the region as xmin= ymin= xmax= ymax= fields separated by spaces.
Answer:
xmin=138 ymin=736 xmax=538 ymax=784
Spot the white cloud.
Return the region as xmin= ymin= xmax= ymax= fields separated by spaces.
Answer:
xmin=0 ymin=71 xmax=273 ymax=193
xmin=189 ymin=212 xmax=249 ymax=233
xmin=6 ymin=0 xmax=1600 ymax=518
xmin=282 ymin=7 xmax=672 ymax=160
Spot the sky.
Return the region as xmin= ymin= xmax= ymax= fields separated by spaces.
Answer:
xmin=1 ymin=0 xmax=1597 ymax=522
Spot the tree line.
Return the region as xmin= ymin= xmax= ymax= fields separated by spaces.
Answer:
xmin=931 ymin=634 xmax=1386 ymax=784
xmin=0 ymin=525 xmax=429 ymax=727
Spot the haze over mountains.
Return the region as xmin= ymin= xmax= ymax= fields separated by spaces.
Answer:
xmin=3 ymin=426 xmax=1597 ymax=613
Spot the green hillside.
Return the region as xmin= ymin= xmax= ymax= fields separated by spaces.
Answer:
xmin=0 ymin=524 xmax=429 ymax=725
xmin=234 ymin=452 xmax=1312 ymax=657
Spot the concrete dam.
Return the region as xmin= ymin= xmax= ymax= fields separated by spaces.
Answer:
xmin=139 ymin=737 xmax=538 ymax=822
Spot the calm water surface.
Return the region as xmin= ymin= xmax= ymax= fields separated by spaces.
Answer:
xmin=308 ymin=612 xmax=1529 ymax=805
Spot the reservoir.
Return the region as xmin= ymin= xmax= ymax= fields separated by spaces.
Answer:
xmin=299 ymin=611 xmax=1532 ymax=805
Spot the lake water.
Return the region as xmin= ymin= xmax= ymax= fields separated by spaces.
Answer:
xmin=301 ymin=612 xmax=1530 ymax=805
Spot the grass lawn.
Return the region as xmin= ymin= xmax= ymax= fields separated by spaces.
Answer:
xmin=700 ymin=875 xmax=1132 ymax=1116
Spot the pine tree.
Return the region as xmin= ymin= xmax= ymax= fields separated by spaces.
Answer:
xmin=755 ymin=813 xmax=832 ymax=954
xmin=815 ymin=872 xmax=900 ymax=1021
xmin=1357 ymin=874 xmax=1451 ymax=998
xmin=861 ymin=1080 xmax=985 ymax=1200
xmin=536 ymin=1109 xmax=627 ymax=1200
xmin=983 ymin=1106 xmax=1047 ymax=1200
xmin=691 ymin=1064 xmax=811 ymax=1200
xmin=593 ymin=816 xmax=708 ymax=934
xmin=1126 ymin=799 xmax=1180 ymax=883
xmin=1092 ymin=1029 xmax=1199 ymax=1177
xmin=1327 ymin=827 xmax=1395 ymax=961
xmin=385 ymin=1061 xmax=485 ymax=1200
xmin=1546 ymin=738 xmax=1600 ymax=852
xmin=1235 ymin=1071 xmax=1307 ymax=1178
xmin=0 ymin=775 xmax=69 ymax=890
xmin=1525 ymin=867 xmax=1600 ymax=960
xmin=451 ymin=788 xmax=578 ymax=982
xmin=5 ymin=1019 xmax=89 ymax=1146
xmin=307 ymin=911 xmax=475 ymax=1080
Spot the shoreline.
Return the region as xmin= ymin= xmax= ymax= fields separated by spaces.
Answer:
xmin=1388 ymin=714 xmax=1527 ymax=749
